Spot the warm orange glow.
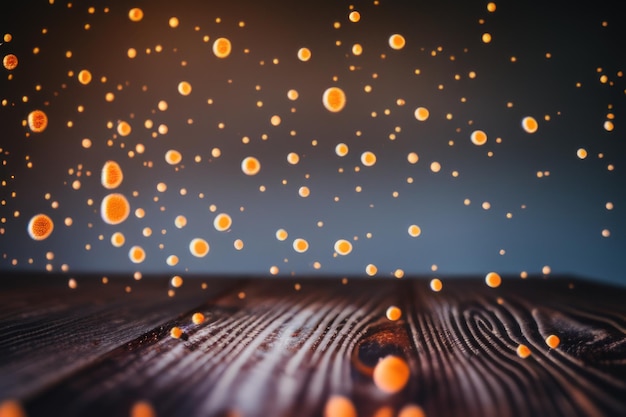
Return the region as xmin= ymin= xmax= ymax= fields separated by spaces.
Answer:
xmin=297 ymin=47 xmax=312 ymax=62
xmin=334 ymin=239 xmax=353 ymax=255
xmin=165 ymin=150 xmax=182 ymax=165
xmin=293 ymin=238 xmax=309 ymax=253
xmin=110 ymin=231 xmax=125 ymax=247
xmin=373 ymin=355 xmax=410 ymax=393
xmin=471 ymin=130 xmax=487 ymax=146
xmin=101 ymin=161 xmax=124 ymax=189
xmin=117 ymin=120 xmax=132 ymax=136
xmin=485 ymin=272 xmax=502 ymax=288
xmin=27 ymin=110 xmax=48 ymax=132
xmin=276 ymin=229 xmax=288 ymax=241
xmin=100 ymin=193 xmax=130 ymax=225
xmin=386 ymin=306 xmax=402 ymax=321
xmin=414 ymin=107 xmax=429 ymax=121
xmin=241 ymin=156 xmax=261 ymax=175
xmin=177 ymin=81 xmax=192 ymax=96
xmin=430 ymin=278 xmax=442 ymax=292
xmin=388 ymin=34 xmax=406 ymax=50
xmin=128 ymin=245 xmax=146 ymax=263
xmin=521 ymin=116 xmax=538 ymax=133
xmin=322 ymin=87 xmax=347 ymax=112
xmin=361 ymin=151 xmax=377 ymax=167
xmin=128 ymin=8 xmax=144 ymax=22
xmin=28 ymin=214 xmax=54 ymax=240
xmin=366 ymin=263 xmax=377 ymax=276
xmin=324 ymin=395 xmax=357 ymax=417
xmin=213 ymin=37 xmax=232 ymax=58
xmin=0 ymin=400 xmax=27 ymax=417
xmin=213 ymin=213 xmax=232 ymax=231
xmin=517 ymin=344 xmax=531 ymax=358
xmin=335 ymin=143 xmax=349 ymax=157
xmin=408 ymin=225 xmax=421 ymax=237
xmin=3 ymin=54 xmax=18 ymax=70
xmin=189 ymin=238 xmax=210 ymax=257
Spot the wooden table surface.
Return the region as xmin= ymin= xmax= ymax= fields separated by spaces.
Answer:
xmin=0 ymin=273 xmax=624 ymax=417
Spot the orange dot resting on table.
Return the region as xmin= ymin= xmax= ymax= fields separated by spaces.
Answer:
xmin=545 ymin=334 xmax=560 ymax=349
xmin=100 ymin=193 xmax=130 ymax=225
xmin=28 ymin=214 xmax=54 ymax=240
xmin=170 ymin=326 xmax=183 ymax=339
xmin=322 ymin=87 xmax=347 ymax=113
xmin=517 ymin=344 xmax=531 ymax=358
xmin=373 ymin=355 xmax=410 ymax=393
xmin=324 ymin=395 xmax=357 ymax=417
xmin=192 ymin=312 xmax=205 ymax=324
xmin=101 ymin=160 xmax=124 ymax=189
xmin=27 ymin=109 xmax=48 ymax=132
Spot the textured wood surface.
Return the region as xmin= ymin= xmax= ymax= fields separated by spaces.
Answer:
xmin=0 ymin=274 xmax=625 ymax=417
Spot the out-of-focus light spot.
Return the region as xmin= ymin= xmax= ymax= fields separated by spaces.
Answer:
xmin=28 ymin=214 xmax=54 ymax=240
xmin=577 ymin=148 xmax=588 ymax=159
xmin=111 ymin=231 xmax=125 ymax=247
xmin=414 ymin=107 xmax=429 ymax=121
xmin=545 ymin=334 xmax=560 ymax=349
xmin=407 ymin=152 xmax=419 ymax=164
xmin=287 ymin=152 xmax=300 ymax=165
xmin=604 ymin=120 xmax=614 ymax=131
xmin=482 ymin=33 xmax=492 ymax=43
xmin=213 ymin=37 xmax=232 ymax=58
xmin=487 ymin=2 xmax=496 ymax=12
xmin=349 ymin=11 xmax=361 ymax=22
xmin=297 ymin=47 xmax=311 ymax=62
xmin=324 ymin=396 xmax=357 ymax=417
xmin=352 ymin=44 xmax=363 ymax=55
xmin=287 ymin=89 xmax=299 ymax=100
xmin=241 ymin=156 xmax=261 ymax=175
xmin=517 ymin=344 xmax=531 ymax=358
xmin=168 ymin=17 xmax=179 ymax=28
xmin=77 ymin=69 xmax=92 ymax=85
xmin=373 ymin=355 xmax=410 ymax=393
xmin=335 ymin=143 xmax=349 ymax=157
xmin=361 ymin=151 xmax=376 ymax=167
xmin=430 ymin=278 xmax=442 ymax=292
xmin=174 ymin=215 xmax=187 ymax=229
xmin=101 ymin=161 xmax=123 ymax=189
xmin=471 ymin=130 xmax=487 ymax=146
xmin=128 ymin=8 xmax=144 ymax=22
xmin=214 ymin=213 xmax=232 ymax=231
xmin=430 ymin=161 xmax=441 ymax=173
xmin=366 ymin=263 xmax=377 ymax=276
xmin=293 ymin=238 xmax=309 ymax=253
xmin=3 ymin=54 xmax=18 ymax=70
xmin=485 ymin=272 xmax=502 ymax=288
xmin=323 ymin=87 xmax=347 ymax=112
xmin=165 ymin=150 xmax=182 ymax=165
xmin=101 ymin=193 xmax=130 ymax=225
xmin=386 ymin=306 xmax=402 ymax=321
xmin=189 ymin=238 xmax=210 ymax=257
xmin=408 ymin=225 xmax=421 ymax=237
xmin=334 ymin=239 xmax=353 ymax=255
xmin=388 ymin=34 xmax=406 ymax=50
xmin=28 ymin=110 xmax=48 ymax=132
xmin=178 ymin=81 xmax=192 ymax=96
xmin=276 ymin=229 xmax=288 ymax=241
xmin=128 ymin=245 xmax=146 ymax=263
xmin=298 ymin=186 xmax=310 ymax=198
xmin=521 ymin=116 xmax=538 ymax=133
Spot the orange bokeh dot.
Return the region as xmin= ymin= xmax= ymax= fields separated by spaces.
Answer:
xmin=28 ymin=214 xmax=54 ymax=240
xmin=101 ymin=193 xmax=130 ymax=225
xmin=101 ymin=160 xmax=124 ymax=189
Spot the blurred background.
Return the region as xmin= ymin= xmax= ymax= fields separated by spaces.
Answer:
xmin=1 ymin=0 xmax=624 ymax=285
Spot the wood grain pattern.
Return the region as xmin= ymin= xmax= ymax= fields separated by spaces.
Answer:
xmin=0 ymin=274 xmax=624 ymax=417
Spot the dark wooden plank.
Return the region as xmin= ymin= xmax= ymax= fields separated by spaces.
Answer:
xmin=0 ymin=273 xmax=241 ymax=398
xmin=1 ymin=276 xmax=625 ymax=417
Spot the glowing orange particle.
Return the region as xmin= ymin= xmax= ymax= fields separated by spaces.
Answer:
xmin=171 ymin=275 xmax=183 ymax=288
xmin=276 ymin=229 xmax=288 ymax=241
xmin=178 ymin=81 xmax=192 ymax=96
xmin=414 ymin=107 xmax=429 ymax=121
xmin=128 ymin=246 xmax=146 ymax=264
xmin=214 ymin=213 xmax=232 ymax=231
xmin=334 ymin=239 xmax=353 ymax=255
xmin=388 ymin=34 xmax=406 ymax=50
xmin=165 ymin=150 xmax=182 ymax=165
xmin=349 ymin=11 xmax=361 ymax=22
xmin=335 ymin=143 xmax=349 ymax=157
xmin=0 ymin=400 xmax=26 ymax=417
xmin=77 ymin=69 xmax=92 ymax=85
xmin=398 ymin=405 xmax=426 ymax=417
xmin=373 ymin=355 xmax=410 ymax=394
xmin=28 ymin=214 xmax=54 ymax=240
xmin=111 ymin=231 xmax=125 ymax=247
xmin=169 ymin=17 xmax=179 ymax=28
xmin=128 ymin=8 xmax=144 ymax=22
xmin=430 ymin=278 xmax=443 ymax=292
xmin=189 ymin=238 xmax=210 ymax=257
xmin=101 ymin=160 xmax=124 ymax=189
xmin=293 ymin=238 xmax=309 ymax=253
xmin=521 ymin=116 xmax=538 ymax=133
xmin=241 ymin=156 xmax=261 ymax=175
xmin=101 ymin=193 xmax=130 ymax=225
xmin=471 ymin=130 xmax=487 ymax=146
xmin=361 ymin=151 xmax=377 ymax=167
xmin=297 ymin=47 xmax=312 ymax=62
xmin=27 ymin=110 xmax=48 ymax=133
xmin=386 ymin=306 xmax=402 ymax=321
xmin=170 ymin=326 xmax=183 ymax=339
xmin=366 ymin=263 xmax=377 ymax=276
xmin=482 ymin=33 xmax=492 ymax=43
xmin=545 ymin=334 xmax=560 ymax=349
xmin=324 ymin=395 xmax=357 ymax=417
xmin=213 ymin=37 xmax=232 ymax=58
xmin=322 ymin=87 xmax=347 ymax=113
xmin=192 ymin=312 xmax=205 ymax=324
xmin=487 ymin=2 xmax=497 ymax=12
xmin=3 ymin=54 xmax=18 ymax=70
xmin=117 ymin=120 xmax=132 ymax=136
xmin=408 ymin=225 xmax=421 ymax=237
xmin=517 ymin=344 xmax=531 ymax=358
xmin=485 ymin=272 xmax=502 ymax=288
